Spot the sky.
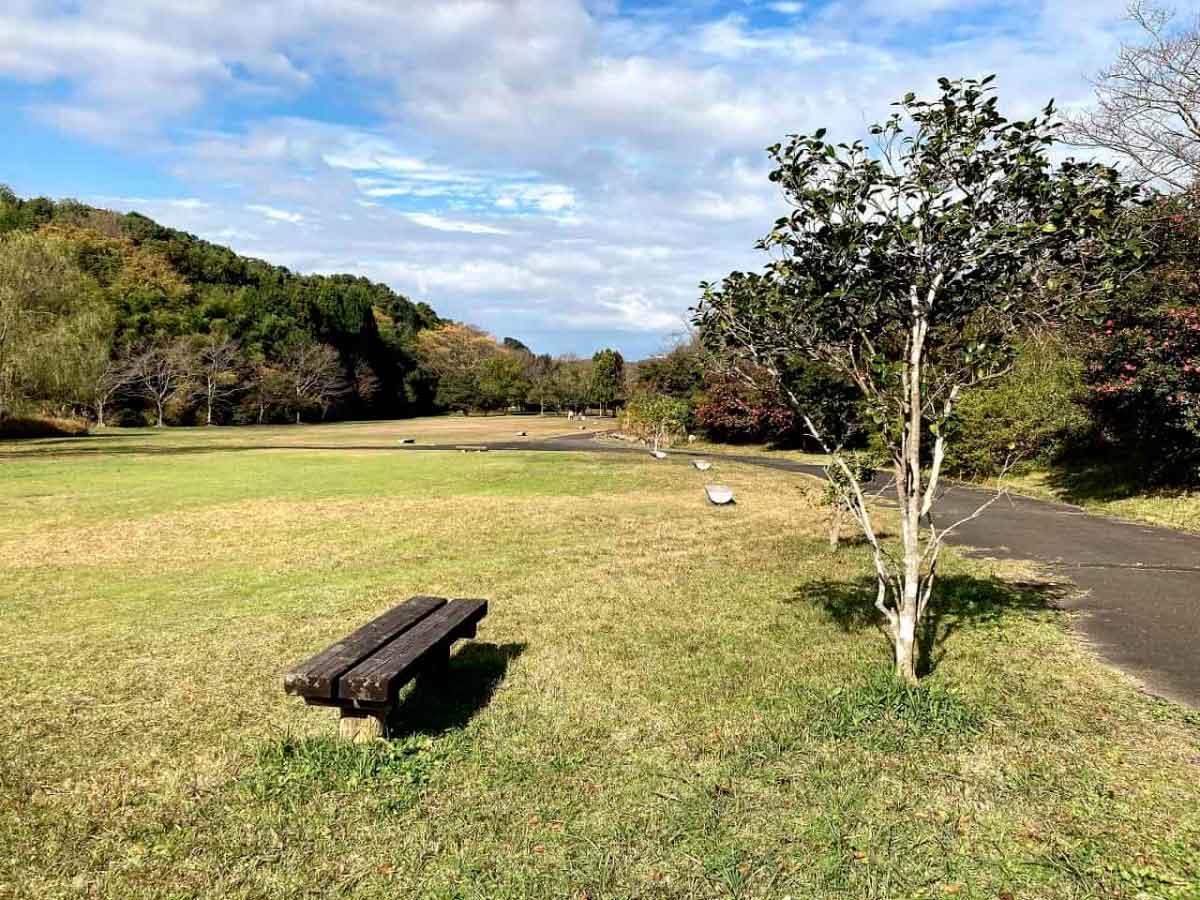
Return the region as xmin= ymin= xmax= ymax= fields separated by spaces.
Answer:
xmin=0 ymin=0 xmax=1147 ymax=359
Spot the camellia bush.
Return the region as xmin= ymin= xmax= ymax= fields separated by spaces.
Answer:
xmin=1084 ymin=195 xmax=1200 ymax=479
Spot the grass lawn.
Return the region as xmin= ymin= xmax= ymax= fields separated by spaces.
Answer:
xmin=0 ymin=413 xmax=587 ymax=458
xmin=1 ymin=424 xmax=1198 ymax=898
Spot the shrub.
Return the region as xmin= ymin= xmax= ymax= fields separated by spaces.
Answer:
xmin=0 ymin=414 xmax=89 ymax=438
xmin=621 ymin=391 xmax=690 ymax=449
xmin=1081 ymin=196 xmax=1200 ymax=480
xmin=945 ymin=333 xmax=1091 ymax=477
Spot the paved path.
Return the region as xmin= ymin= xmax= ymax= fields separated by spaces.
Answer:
xmin=437 ymin=432 xmax=1200 ymax=708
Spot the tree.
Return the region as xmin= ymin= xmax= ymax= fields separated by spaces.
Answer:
xmin=0 ymin=231 xmax=104 ymax=420
xmin=417 ymin=323 xmax=498 ymax=414
xmin=278 ymin=336 xmax=345 ymax=424
xmin=243 ymin=357 xmax=288 ymax=425
xmin=502 ymin=336 xmax=531 ymax=354
xmin=524 ymin=353 xmax=560 ymax=414
xmin=552 ymin=356 xmax=592 ymax=414
xmin=823 ymin=453 xmax=876 ymax=550
xmin=621 ymin=391 xmax=689 ymax=452
xmin=591 ymin=348 xmax=624 ymax=416
xmin=476 ymin=352 xmax=529 ymax=412
xmin=125 ymin=337 xmax=194 ymax=427
xmin=87 ymin=354 xmax=133 ymax=428
xmin=696 ymin=76 xmax=1137 ymax=682
xmin=1067 ymin=2 xmax=1200 ymax=190
xmin=190 ymin=333 xmax=242 ymax=426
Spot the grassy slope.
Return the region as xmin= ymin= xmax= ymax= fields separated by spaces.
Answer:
xmin=1 ymin=427 xmax=1198 ymax=899
xmin=1000 ymin=459 xmax=1200 ymax=534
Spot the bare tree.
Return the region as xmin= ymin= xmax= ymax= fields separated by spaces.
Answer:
xmin=86 ymin=354 xmax=132 ymax=428
xmin=278 ymin=337 xmax=345 ymax=424
xmin=190 ymin=333 xmax=242 ymax=426
xmin=1067 ymin=2 xmax=1200 ymax=189
xmin=126 ymin=338 xmax=194 ymax=427
xmin=244 ymin=360 xmax=288 ymax=425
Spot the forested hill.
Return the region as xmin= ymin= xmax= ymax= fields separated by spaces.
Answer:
xmin=0 ymin=186 xmax=443 ymax=423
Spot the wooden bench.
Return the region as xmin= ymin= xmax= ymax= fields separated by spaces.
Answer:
xmin=284 ymin=595 xmax=488 ymax=740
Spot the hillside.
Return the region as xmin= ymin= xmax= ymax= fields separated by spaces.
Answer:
xmin=0 ymin=187 xmax=443 ymax=424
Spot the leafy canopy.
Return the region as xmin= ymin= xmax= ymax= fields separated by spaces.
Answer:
xmin=697 ymin=76 xmax=1140 ymax=450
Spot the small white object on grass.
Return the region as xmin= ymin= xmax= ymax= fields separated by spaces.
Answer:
xmin=693 ymin=460 xmax=711 ymax=471
xmin=515 ymin=431 xmax=527 ymax=436
xmin=579 ymin=425 xmax=586 ymax=431
xmin=688 ymin=434 xmax=696 ymax=444
xmin=398 ymin=438 xmax=415 ymax=444
xmin=652 ymin=450 xmax=667 ymax=459
xmin=705 ymin=484 xmax=734 ymax=505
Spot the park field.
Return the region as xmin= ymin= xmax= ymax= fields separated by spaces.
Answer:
xmin=0 ymin=413 xmax=586 ymax=457
xmin=1 ymin=420 xmax=1198 ymax=899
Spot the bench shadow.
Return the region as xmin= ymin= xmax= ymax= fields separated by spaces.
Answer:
xmin=386 ymin=641 xmax=526 ymax=738
xmin=792 ymin=575 xmax=1069 ymax=677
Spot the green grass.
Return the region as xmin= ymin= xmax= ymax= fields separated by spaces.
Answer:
xmin=1 ymin=424 xmax=1198 ymax=899
xmin=1000 ymin=457 xmax=1200 ymax=533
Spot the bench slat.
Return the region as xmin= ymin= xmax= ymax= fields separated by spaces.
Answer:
xmin=339 ymin=599 xmax=488 ymax=703
xmin=284 ymin=596 xmax=447 ymax=699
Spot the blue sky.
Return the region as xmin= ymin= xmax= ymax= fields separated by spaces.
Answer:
xmin=0 ymin=0 xmax=1141 ymax=358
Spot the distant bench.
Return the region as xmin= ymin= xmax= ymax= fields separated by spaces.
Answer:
xmin=284 ymin=596 xmax=488 ymax=740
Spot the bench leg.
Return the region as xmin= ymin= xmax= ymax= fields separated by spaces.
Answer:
xmin=338 ymin=707 xmax=388 ymax=742
xmin=418 ymin=644 xmax=451 ymax=688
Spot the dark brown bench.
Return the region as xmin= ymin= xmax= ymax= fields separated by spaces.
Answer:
xmin=284 ymin=595 xmax=488 ymax=739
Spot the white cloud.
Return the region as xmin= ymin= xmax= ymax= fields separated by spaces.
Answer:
xmin=0 ymin=0 xmax=1139 ymax=354
xmin=246 ymin=204 xmax=305 ymax=224
xmin=403 ymin=212 xmax=510 ymax=235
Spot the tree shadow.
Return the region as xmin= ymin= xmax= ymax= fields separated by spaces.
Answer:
xmin=387 ymin=641 xmax=526 ymax=737
xmin=1039 ymin=453 xmax=1197 ymax=505
xmin=792 ymin=575 xmax=1070 ymax=677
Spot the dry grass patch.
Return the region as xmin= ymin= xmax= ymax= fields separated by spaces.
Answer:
xmin=0 ymin=439 xmax=1197 ymax=899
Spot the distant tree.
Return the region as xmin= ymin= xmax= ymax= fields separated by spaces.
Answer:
xmin=621 ymin=391 xmax=690 ymax=452
xmin=190 ymin=333 xmax=242 ymax=426
xmin=590 ymin=348 xmax=624 ymax=416
xmin=477 ymin=353 xmax=530 ymax=412
xmin=243 ymin=358 xmax=289 ymax=425
xmin=502 ymin=336 xmax=531 ymax=354
xmin=0 ymin=231 xmax=106 ymax=420
xmin=524 ymin=353 xmax=560 ymax=414
xmin=125 ymin=337 xmax=195 ymax=427
xmin=353 ymin=358 xmax=381 ymax=407
xmin=278 ymin=336 xmax=345 ymax=424
xmin=636 ymin=338 xmax=706 ymax=401
xmin=1067 ymin=2 xmax=1200 ymax=189
xmin=87 ymin=354 xmax=134 ymax=428
xmin=697 ymin=77 xmax=1137 ymax=682
xmin=553 ymin=356 xmax=592 ymax=414
xmin=417 ymin=323 xmax=498 ymax=414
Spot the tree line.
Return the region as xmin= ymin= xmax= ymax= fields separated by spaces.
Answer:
xmin=0 ymin=189 xmax=444 ymax=430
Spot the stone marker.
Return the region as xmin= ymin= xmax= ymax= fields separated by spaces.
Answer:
xmin=705 ymin=484 xmax=734 ymax=505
